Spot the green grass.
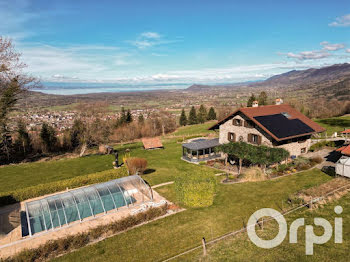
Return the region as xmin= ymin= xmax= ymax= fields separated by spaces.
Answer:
xmin=186 ymin=191 xmax=350 ymax=262
xmin=315 ymin=115 xmax=350 ymax=136
xmin=0 ymin=122 xmax=216 ymax=193
xmin=0 ymin=155 xmax=114 ymax=192
xmin=53 ymin=169 xmax=331 ymax=262
xmin=171 ymin=121 xmax=217 ymax=137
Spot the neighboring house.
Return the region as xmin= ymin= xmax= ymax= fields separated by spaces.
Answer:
xmin=209 ymin=100 xmax=325 ymax=158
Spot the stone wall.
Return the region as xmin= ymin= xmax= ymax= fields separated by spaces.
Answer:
xmin=277 ymin=139 xmax=311 ymax=157
xmin=219 ymin=113 xmax=273 ymax=146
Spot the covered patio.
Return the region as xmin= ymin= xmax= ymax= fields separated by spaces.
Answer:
xmin=182 ymin=138 xmax=221 ymax=163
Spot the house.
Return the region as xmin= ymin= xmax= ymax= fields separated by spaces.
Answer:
xmin=182 ymin=138 xmax=221 ymax=163
xmin=208 ymin=100 xmax=325 ymax=158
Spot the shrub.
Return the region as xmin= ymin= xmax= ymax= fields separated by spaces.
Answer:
xmin=175 ymin=173 xmax=216 ymax=208
xmin=125 ymin=157 xmax=148 ymax=175
xmin=310 ymin=156 xmax=323 ymax=164
xmin=239 ymin=167 xmax=268 ymax=182
xmin=0 ymin=167 xmax=128 ymax=207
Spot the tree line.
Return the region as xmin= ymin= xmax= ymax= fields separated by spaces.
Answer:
xmin=179 ymin=105 xmax=217 ymax=126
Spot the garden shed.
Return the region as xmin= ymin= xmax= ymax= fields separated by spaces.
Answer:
xmin=336 ymin=156 xmax=350 ymax=178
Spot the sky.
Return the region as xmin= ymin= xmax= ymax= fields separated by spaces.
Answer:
xmin=1 ymin=0 xmax=350 ymax=87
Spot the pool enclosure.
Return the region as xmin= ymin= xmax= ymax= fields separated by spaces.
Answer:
xmin=182 ymin=138 xmax=221 ymax=163
xmin=24 ymin=175 xmax=152 ymax=236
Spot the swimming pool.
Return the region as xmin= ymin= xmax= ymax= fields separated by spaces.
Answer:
xmin=24 ymin=175 xmax=152 ymax=236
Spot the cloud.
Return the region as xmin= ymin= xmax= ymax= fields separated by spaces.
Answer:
xmin=346 ymin=49 xmax=350 ymax=53
xmin=329 ymin=14 xmax=350 ymax=27
xmin=129 ymin=32 xmax=181 ymax=49
xmin=320 ymin=41 xmax=345 ymax=51
xmin=285 ymin=50 xmax=331 ymax=60
xmin=140 ymin=32 xmax=161 ymax=39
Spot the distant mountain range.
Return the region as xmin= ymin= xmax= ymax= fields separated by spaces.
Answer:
xmin=188 ymin=63 xmax=350 ymax=100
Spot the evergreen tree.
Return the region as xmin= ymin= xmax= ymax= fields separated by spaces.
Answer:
xmin=126 ymin=109 xmax=133 ymax=123
xmin=15 ymin=120 xmax=31 ymax=156
xmin=207 ymin=107 xmax=217 ymax=120
xmin=138 ymin=114 xmax=145 ymax=124
xmin=197 ymin=104 xmax=207 ymax=123
xmin=40 ymin=123 xmax=57 ymax=152
xmin=247 ymin=94 xmax=256 ymax=107
xmin=258 ymin=91 xmax=268 ymax=106
xmin=179 ymin=108 xmax=187 ymax=126
xmin=188 ymin=106 xmax=197 ymax=125
xmin=120 ymin=107 xmax=127 ymax=124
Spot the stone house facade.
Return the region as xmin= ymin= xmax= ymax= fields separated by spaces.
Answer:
xmin=210 ymin=102 xmax=325 ymax=158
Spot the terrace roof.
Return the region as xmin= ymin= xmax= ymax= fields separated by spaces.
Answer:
xmin=182 ymin=138 xmax=220 ymax=151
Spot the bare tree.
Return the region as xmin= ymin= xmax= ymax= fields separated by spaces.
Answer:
xmin=0 ymin=37 xmax=38 ymax=162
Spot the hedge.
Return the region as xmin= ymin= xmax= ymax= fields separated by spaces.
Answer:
xmin=175 ymin=173 xmax=216 ymax=208
xmin=0 ymin=167 xmax=128 ymax=207
xmin=3 ymin=205 xmax=168 ymax=262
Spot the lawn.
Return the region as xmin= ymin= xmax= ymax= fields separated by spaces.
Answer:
xmin=53 ymin=169 xmax=331 ymax=262
xmin=0 ymin=122 xmax=218 ymax=193
xmin=186 ymin=191 xmax=350 ymax=262
xmin=315 ymin=115 xmax=350 ymax=136
xmin=171 ymin=121 xmax=217 ymax=137
xmin=0 ymin=154 xmax=114 ymax=192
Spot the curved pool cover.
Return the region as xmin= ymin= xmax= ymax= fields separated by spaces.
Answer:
xmin=24 ymin=175 xmax=152 ymax=236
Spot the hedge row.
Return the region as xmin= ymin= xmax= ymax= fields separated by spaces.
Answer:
xmin=175 ymin=173 xmax=216 ymax=208
xmin=3 ymin=205 xmax=168 ymax=262
xmin=0 ymin=167 xmax=128 ymax=207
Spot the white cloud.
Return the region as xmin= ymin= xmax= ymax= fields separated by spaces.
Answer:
xmin=285 ymin=50 xmax=330 ymax=60
xmin=320 ymin=41 xmax=345 ymax=51
xmin=140 ymin=32 xmax=161 ymax=39
xmin=346 ymin=49 xmax=350 ymax=53
xmin=329 ymin=14 xmax=350 ymax=27
xmin=129 ymin=32 xmax=181 ymax=49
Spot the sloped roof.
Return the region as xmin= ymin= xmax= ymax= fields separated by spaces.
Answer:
xmin=182 ymin=138 xmax=220 ymax=150
xmin=209 ymin=104 xmax=325 ymax=141
xmin=142 ymin=137 xmax=163 ymax=149
xmin=338 ymin=144 xmax=350 ymax=156
xmin=341 ymin=129 xmax=350 ymax=134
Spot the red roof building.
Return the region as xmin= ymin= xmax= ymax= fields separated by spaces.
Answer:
xmin=142 ymin=137 xmax=164 ymax=150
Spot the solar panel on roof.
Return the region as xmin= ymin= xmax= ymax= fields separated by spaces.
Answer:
xmin=254 ymin=114 xmax=314 ymax=139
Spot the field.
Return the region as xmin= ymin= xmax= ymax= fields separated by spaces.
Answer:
xmin=53 ymin=169 xmax=331 ymax=262
xmin=315 ymin=115 xmax=350 ymax=136
xmin=185 ymin=193 xmax=350 ymax=262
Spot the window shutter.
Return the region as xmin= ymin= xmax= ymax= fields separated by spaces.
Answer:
xmin=228 ymin=132 xmax=231 ymax=141
xmin=247 ymin=134 xmax=252 ymax=142
xmin=233 ymin=133 xmax=236 ymax=142
xmin=244 ymin=121 xmax=248 ymax=127
xmin=258 ymin=135 xmax=262 ymax=145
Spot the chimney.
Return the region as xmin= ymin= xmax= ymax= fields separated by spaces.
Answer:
xmin=252 ymin=100 xmax=259 ymax=107
xmin=275 ymin=98 xmax=283 ymax=105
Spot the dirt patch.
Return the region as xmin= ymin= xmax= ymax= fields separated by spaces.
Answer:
xmin=291 ymin=178 xmax=350 ymax=208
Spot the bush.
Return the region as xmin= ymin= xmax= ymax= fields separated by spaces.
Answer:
xmin=125 ymin=157 xmax=148 ymax=175
xmin=5 ymin=205 xmax=168 ymax=262
xmin=175 ymin=173 xmax=216 ymax=208
xmin=0 ymin=167 xmax=128 ymax=207
xmin=310 ymin=156 xmax=323 ymax=164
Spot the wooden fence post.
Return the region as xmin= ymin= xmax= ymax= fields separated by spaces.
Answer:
xmin=202 ymin=237 xmax=207 ymax=256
